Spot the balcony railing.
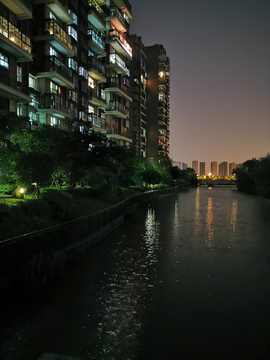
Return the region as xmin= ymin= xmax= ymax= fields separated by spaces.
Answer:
xmin=107 ymin=129 xmax=128 ymax=138
xmin=0 ymin=16 xmax=31 ymax=54
xmin=107 ymin=100 xmax=126 ymax=115
xmin=109 ymin=53 xmax=129 ymax=74
xmin=88 ymin=56 xmax=106 ymax=76
xmin=42 ymin=56 xmax=72 ymax=82
xmin=87 ymin=29 xmax=105 ymax=50
xmin=108 ymin=29 xmax=132 ymax=58
xmin=88 ymin=0 xmax=106 ymax=22
xmin=40 ymin=93 xmax=70 ymax=115
xmin=109 ymin=7 xmax=129 ymax=29
xmin=88 ymin=113 xmax=106 ymax=128
xmin=44 ymin=19 xmax=72 ymax=51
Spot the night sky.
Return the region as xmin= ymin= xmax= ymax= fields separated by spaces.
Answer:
xmin=130 ymin=0 xmax=270 ymax=172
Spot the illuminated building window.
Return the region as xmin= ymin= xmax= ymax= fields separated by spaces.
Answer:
xmin=68 ymin=58 xmax=78 ymax=71
xmin=0 ymin=53 xmax=9 ymax=69
xmin=49 ymin=47 xmax=58 ymax=57
xmin=29 ymin=75 xmax=37 ymax=90
xmin=68 ymin=10 xmax=77 ymax=25
xmin=88 ymin=76 xmax=95 ymax=89
xmin=50 ymin=117 xmax=58 ymax=126
xmin=68 ymin=26 xmax=77 ymax=41
xmin=88 ymin=105 xmax=94 ymax=114
xmin=50 ymin=81 xmax=61 ymax=94
xmin=17 ymin=66 xmax=22 ymax=82
xmin=49 ymin=12 xmax=57 ymax=21
xmin=79 ymin=66 xmax=88 ymax=79
xmin=69 ymin=90 xmax=77 ymax=102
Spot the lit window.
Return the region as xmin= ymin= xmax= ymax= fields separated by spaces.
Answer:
xmin=88 ymin=76 xmax=95 ymax=89
xmin=50 ymin=117 xmax=58 ymax=126
xmin=68 ymin=26 xmax=77 ymax=41
xmin=68 ymin=10 xmax=78 ymax=25
xmin=17 ymin=66 xmax=22 ymax=82
xmin=88 ymin=105 xmax=94 ymax=114
xmin=49 ymin=47 xmax=58 ymax=57
xmin=50 ymin=82 xmax=60 ymax=94
xmin=29 ymin=75 xmax=37 ymax=90
xmin=79 ymin=66 xmax=88 ymax=79
xmin=49 ymin=12 xmax=57 ymax=20
xmin=68 ymin=58 xmax=78 ymax=71
xmin=0 ymin=53 xmax=9 ymax=69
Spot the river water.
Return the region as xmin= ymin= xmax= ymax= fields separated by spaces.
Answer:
xmin=1 ymin=187 xmax=270 ymax=360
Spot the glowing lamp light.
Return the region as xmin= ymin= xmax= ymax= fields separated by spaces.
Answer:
xmin=208 ymin=173 xmax=212 ymax=176
xmin=20 ymin=188 xmax=24 ymax=194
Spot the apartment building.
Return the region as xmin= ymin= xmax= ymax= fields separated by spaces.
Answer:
xmin=129 ymin=34 xmax=147 ymax=156
xmin=145 ymin=44 xmax=170 ymax=158
xmin=0 ymin=0 xmax=133 ymax=141
xmin=219 ymin=161 xmax=228 ymax=177
xmin=199 ymin=162 xmax=205 ymax=176
xmin=229 ymin=162 xmax=236 ymax=176
xmin=211 ymin=161 xmax=217 ymax=176
xmin=0 ymin=1 xmax=32 ymax=123
xmin=192 ymin=160 xmax=198 ymax=174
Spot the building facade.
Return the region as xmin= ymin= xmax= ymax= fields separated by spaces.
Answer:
xmin=199 ymin=162 xmax=205 ymax=176
xmin=145 ymin=44 xmax=170 ymax=159
xmin=219 ymin=161 xmax=228 ymax=177
xmin=192 ymin=160 xmax=198 ymax=174
xmin=229 ymin=162 xmax=236 ymax=176
xmin=211 ymin=161 xmax=217 ymax=176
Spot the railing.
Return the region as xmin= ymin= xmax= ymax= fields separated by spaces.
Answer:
xmin=107 ymin=128 xmax=128 ymax=137
xmin=108 ymin=29 xmax=132 ymax=58
xmin=0 ymin=16 xmax=31 ymax=54
xmin=88 ymin=0 xmax=106 ymax=22
xmin=88 ymin=113 xmax=106 ymax=128
xmin=109 ymin=7 xmax=128 ymax=29
xmin=88 ymin=56 xmax=106 ymax=76
xmin=109 ymin=53 xmax=129 ymax=74
xmin=44 ymin=19 xmax=72 ymax=51
xmin=0 ymin=188 xmax=179 ymax=278
xmin=106 ymin=100 xmax=126 ymax=115
xmin=43 ymin=56 xmax=72 ymax=82
xmin=40 ymin=93 xmax=70 ymax=115
xmin=87 ymin=29 xmax=105 ymax=50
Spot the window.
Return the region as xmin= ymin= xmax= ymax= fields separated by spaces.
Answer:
xmin=0 ymin=53 xmax=9 ymax=69
xmin=50 ymin=82 xmax=60 ymax=94
xmin=88 ymin=105 xmax=94 ymax=114
xmin=29 ymin=75 xmax=37 ymax=90
xmin=17 ymin=105 xmax=22 ymax=116
xmin=50 ymin=117 xmax=58 ymax=126
xmin=68 ymin=10 xmax=77 ymax=25
xmin=68 ymin=58 xmax=78 ymax=71
xmin=17 ymin=66 xmax=22 ymax=82
xmin=68 ymin=26 xmax=77 ymax=41
xmin=69 ymin=90 xmax=77 ymax=102
xmin=88 ymin=76 xmax=95 ymax=89
xmin=49 ymin=12 xmax=57 ymax=20
xmin=101 ymin=89 xmax=105 ymax=100
xmin=50 ymin=47 xmax=59 ymax=57
xmin=79 ymin=66 xmax=88 ymax=79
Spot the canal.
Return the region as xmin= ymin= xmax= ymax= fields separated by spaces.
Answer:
xmin=1 ymin=186 xmax=270 ymax=360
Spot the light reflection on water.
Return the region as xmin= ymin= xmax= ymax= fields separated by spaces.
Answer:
xmin=2 ymin=187 xmax=270 ymax=360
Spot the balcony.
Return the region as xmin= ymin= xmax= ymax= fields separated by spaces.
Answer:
xmin=36 ymin=56 xmax=74 ymax=88
xmin=88 ymin=0 xmax=106 ymax=31
xmin=88 ymin=91 xmax=107 ymax=108
xmin=1 ymin=0 xmax=32 ymax=20
xmin=0 ymin=16 xmax=32 ymax=62
xmin=106 ymin=7 xmax=128 ymax=32
xmin=88 ymin=57 xmax=106 ymax=83
xmin=106 ymin=53 xmax=129 ymax=75
xmin=106 ymin=29 xmax=132 ymax=60
xmin=113 ymin=0 xmax=132 ymax=19
xmin=88 ymin=113 xmax=106 ymax=131
xmin=0 ymin=73 xmax=31 ymax=103
xmin=35 ymin=19 xmax=73 ymax=57
xmin=104 ymin=78 xmax=132 ymax=102
xmin=35 ymin=0 xmax=73 ymax=24
xmin=107 ymin=128 xmax=132 ymax=142
xmin=38 ymin=93 xmax=71 ymax=118
xmin=105 ymin=101 xmax=126 ymax=119
xmin=87 ymin=29 xmax=106 ymax=58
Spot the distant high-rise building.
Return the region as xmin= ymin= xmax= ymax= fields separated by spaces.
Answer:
xmin=211 ymin=161 xmax=218 ymax=176
xmin=145 ymin=44 xmax=170 ymax=158
xmin=173 ymin=161 xmax=187 ymax=170
xmin=229 ymin=162 xmax=237 ymax=176
xmin=200 ymin=162 xmax=205 ymax=176
xmin=192 ymin=160 xmax=198 ymax=174
xmin=219 ymin=162 xmax=228 ymax=177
